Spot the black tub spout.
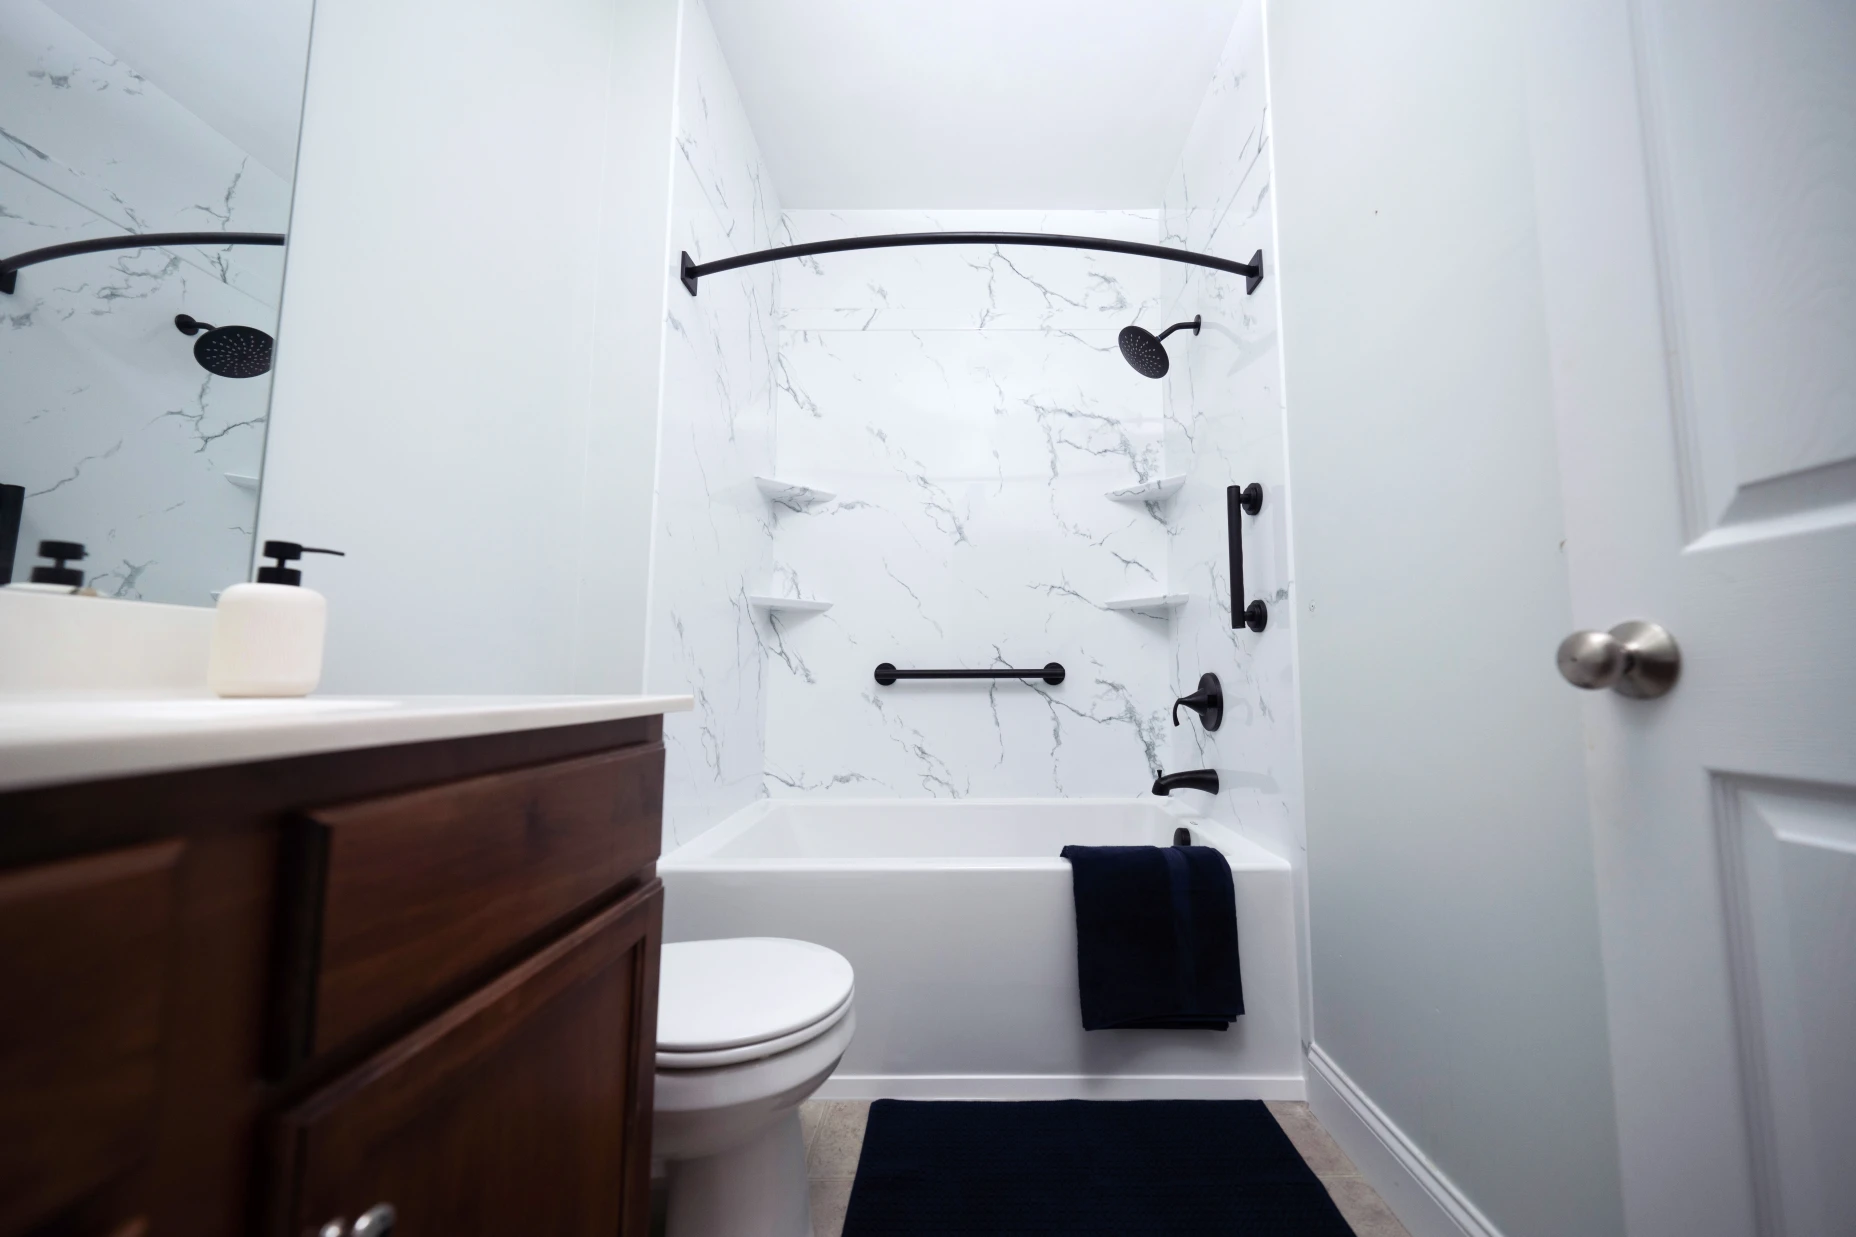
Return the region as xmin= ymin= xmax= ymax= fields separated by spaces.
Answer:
xmin=1152 ymin=769 xmax=1219 ymax=796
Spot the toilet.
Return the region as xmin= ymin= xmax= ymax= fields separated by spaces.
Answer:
xmin=654 ymin=937 xmax=856 ymax=1237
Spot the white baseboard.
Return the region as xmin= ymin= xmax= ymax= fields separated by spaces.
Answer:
xmin=1305 ymin=1044 xmax=1504 ymax=1237
xmin=816 ymin=1073 xmax=1307 ymax=1101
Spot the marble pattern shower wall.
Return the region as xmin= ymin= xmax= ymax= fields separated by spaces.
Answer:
xmin=761 ymin=211 xmax=1175 ymax=797
xmin=1159 ymin=4 xmax=1306 ymax=871
xmin=0 ymin=2 xmax=290 ymax=602
xmin=649 ymin=0 xmax=1303 ymax=844
xmin=645 ymin=0 xmax=780 ymax=848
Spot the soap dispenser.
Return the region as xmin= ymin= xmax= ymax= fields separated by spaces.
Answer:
xmin=208 ymin=540 xmax=344 ymax=697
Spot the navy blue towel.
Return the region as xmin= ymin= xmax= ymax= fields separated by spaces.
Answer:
xmin=1059 ymin=844 xmax=1243 ymax=1030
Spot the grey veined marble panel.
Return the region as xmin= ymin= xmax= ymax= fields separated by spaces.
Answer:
xmin=646 ymin=0 xmax=781 ymax=850
xmin=1159 ymin=5 xmax=1305 ymax=871
xmin=645 ymin=0 xmax=1301 ymax=854
xmin=762 ymin=210 xmax=1171 ymax=800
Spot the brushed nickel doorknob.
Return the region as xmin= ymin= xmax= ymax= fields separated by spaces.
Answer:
xmin=1557 ymin=620 xmax=1680 ymax=699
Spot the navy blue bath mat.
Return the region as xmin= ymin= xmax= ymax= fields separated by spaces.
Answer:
xmin=841 ymin=1099 xmax=1355 ymax=1235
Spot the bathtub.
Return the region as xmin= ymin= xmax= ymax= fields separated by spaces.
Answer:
xmin=660 ymin=799 xmax=1303 ymax=1100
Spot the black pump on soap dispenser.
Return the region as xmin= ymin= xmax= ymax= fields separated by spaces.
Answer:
xmin=31 ymin=540 xmax=87 ymax=587
xmin=255 ymin=540 xmax=345 ymax=586
xmin=208 ymin=538 xmax=346 ymax=698
xmin=4 ymin=539 xmax=90 ymax=593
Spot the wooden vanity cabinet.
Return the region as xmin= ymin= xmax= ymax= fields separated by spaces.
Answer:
xmin=275 ymin=881 xmax=660 ymax=1237
xmin=0 ymin=842 xmax=183 ymax=1237
xmin=0 ymin=715 xmax=666 ymax=1237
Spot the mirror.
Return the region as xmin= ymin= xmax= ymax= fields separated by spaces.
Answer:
xmin=0 ymin=0 xmax=315 ymax=604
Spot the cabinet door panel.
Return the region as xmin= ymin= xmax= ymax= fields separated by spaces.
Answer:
xmin=0 ymin=841 xmax=182 ymax=1237
xmin=275 ymin=880 xmax=661 ymax=1237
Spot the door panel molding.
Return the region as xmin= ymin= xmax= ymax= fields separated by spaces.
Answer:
xmin=1714 ymin=774 xmax=1856 ymax=1237
xmin=1627 ymin=0 xmax=1856 ymax=547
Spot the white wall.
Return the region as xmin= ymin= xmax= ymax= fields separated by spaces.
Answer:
xmin=259 ymin=0 xmax=678 ymax=693
xmin=1266 ymin=1 xmax=1624 ymax=1235
xmin=703 ymin=0 xmax=1247 ymax=208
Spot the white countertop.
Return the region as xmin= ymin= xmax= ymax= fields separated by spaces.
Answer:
xmin=0 ymin=693 xmax=692 ymax=793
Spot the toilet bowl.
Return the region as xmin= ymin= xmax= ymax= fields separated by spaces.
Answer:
xmin=654 ymin=937 xmax=856 ymax=1237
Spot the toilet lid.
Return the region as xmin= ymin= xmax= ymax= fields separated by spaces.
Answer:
xmin=657 ymin=938 xmax=855 ymax=1053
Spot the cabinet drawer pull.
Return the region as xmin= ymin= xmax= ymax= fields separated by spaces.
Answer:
xmin=318 ymin=1203 xmax=396 ymax=1237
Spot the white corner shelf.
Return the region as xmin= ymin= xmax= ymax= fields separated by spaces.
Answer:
xmin=755 ymin=477 xmax=837 ymax=508
xmin=1104 ymin=593 xmax=1189 ymax=612
xmin=748 ymin=595 xmax=833 ymax=614
xmin=223 ymin=473 xmax=259 ymax=492
xmin=1105 ymin=475 xmax=1185 ymax=504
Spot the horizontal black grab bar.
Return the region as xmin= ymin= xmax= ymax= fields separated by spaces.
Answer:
xmin=874 ymin=662 xmax=1065 ymax=686
xmin=0 ymin=231 xmax=286 ymax=295
xmin=682 ymin=233 xmax=1263 ymax=297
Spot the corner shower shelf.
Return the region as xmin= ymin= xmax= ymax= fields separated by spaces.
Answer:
xmin=749 ymin=595 xmax=833 ymax=614
xmin=223 ymin=473 xmax=259 ymax=492
xmin=1105 ymin=475 xmax=1186 ymax=504
xmin=755 ymin=477 xmax=837 ymax=508
xmin=1104 ymin=593 xmax=1189 ymax=612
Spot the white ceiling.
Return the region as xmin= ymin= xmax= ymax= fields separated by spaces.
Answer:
xmin=44 ymin=0 xmax=314 ymax=180
xmin=702 ymin=0 xmax=1248 ymax=209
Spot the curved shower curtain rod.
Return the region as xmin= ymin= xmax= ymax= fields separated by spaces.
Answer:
xmin=679 ymin=233 xmax=1264 ymax=297
xmin=0 ymin=231 xmax=286 ymax=294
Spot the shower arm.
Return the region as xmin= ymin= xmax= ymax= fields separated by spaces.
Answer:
xmin=0 ymin=232 xmax=286 ymax=295
xmin=680 ymin=233 xmax=1263 ymax=297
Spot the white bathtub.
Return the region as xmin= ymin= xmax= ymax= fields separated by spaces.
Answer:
xmin=660 ymin=799 xmax=1303 ymax=1100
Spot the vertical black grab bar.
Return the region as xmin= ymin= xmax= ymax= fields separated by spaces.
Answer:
xmin=1227 ymin=483 xmax=1268 ymax=632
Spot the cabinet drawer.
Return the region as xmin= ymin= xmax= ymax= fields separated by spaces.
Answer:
xmin=279 ymin=743 xmax=663 ymax=1063
xmin=273 ymin=879 xmax=662 ymax=1237
xmin=0 ymin=841 xmax=182 ymax=1237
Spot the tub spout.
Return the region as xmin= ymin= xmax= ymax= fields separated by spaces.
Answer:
xmin=1151 ymin=768 xmax=1219 ymax=796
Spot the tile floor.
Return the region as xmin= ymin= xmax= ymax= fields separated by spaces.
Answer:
xmin=798 ymin=1098 xmax=1412 ymax=1237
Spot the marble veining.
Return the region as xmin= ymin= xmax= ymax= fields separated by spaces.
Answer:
xmin=646 ymin=5 xmax=1302 ymax=852
xmin=644 ymin=0 xmax=779 ymax=849
xmin=1 ymin=2 xmax=290 ymax=603
xmin=1158 ymin=4 xmax=1306 ymax=873
xmin=763 ymin=210 xmax=1174 ymax=800
xmin=775 ymin=209 xmax=1165 ymax=334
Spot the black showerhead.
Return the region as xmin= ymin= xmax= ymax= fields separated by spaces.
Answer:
xmin=175 ymin=313 xmax=274 ymax=378
xmin=1118 ymin=324 xmax=1170 ymax=378
xmin=1117 ymin=315 xmax=1201 ymax=379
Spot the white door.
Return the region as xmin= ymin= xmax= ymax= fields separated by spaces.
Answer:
xmin=1524 ymin=2 xmax=1856 ymax=1235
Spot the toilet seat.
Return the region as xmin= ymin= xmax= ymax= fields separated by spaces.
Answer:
xmin=656 ymin=938 xmax=855 ymax=1070
xmin=657 ymin=988 xmax=853 ymax=1069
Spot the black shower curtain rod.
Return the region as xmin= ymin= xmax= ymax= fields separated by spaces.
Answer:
xmin=0 ymin=231 xmax=286 ymax=294
xmin=3 ymin=230 xmax=1261 ymax=304
xmin=680 ymin=233 xmax=1264 ymax=297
